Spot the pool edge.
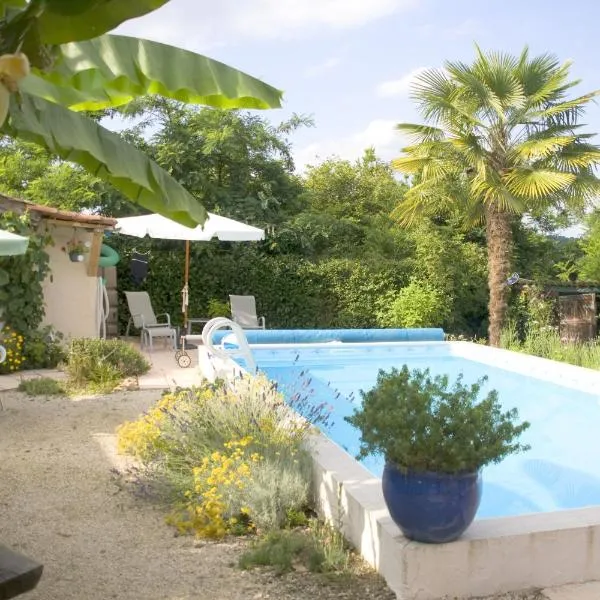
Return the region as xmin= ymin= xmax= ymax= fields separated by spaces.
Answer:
xmin=310 ymin=431 xmax=600 ymax=599
xmin=201 ymin=341 xmax=600 ymax=599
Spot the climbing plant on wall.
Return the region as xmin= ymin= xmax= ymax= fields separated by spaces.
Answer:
xmin=0 ymin=211 xmax=62 ymax=371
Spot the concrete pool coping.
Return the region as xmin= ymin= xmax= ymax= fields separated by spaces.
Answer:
xmin=201 ymin=340 xmax=600 ymax=599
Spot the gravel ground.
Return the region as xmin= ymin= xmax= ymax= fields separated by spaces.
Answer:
xmin=0 ymin=389 xmax=396 ymax=600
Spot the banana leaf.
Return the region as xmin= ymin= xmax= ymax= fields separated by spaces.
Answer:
xmin=0 ymin=0 xmax=25 ymax=18
xmin=37 ymin=0 xmax=171 ymax=44
xmin=5 ymin=92 xmax=207 ymax=226
xmin=26 ymin=34 xmax=283 ymax=111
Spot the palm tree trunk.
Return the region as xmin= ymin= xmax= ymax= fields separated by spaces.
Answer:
xmin=485 ymin=207 xmax=513 ymax=346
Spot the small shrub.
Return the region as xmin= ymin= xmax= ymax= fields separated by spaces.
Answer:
xmin=0 ymin=325 xmax=24 ymax=373
xmin=376 ymin=279 xmax=448 ymax=328
xmin=241 ymin=446 xmax=313 ymax=531
xmin=346 ymin=366 xmax=531 ymax=473
xmin=307 ymin=519 xmax=351 ymax=573
xmin=66 ymin=338 xmax=150 ymax=392
xmin=18 ymin=377 xmax=66 ymax=396
xmin=117 ymin=375 xmax=326 ymax=539
xmin=118 ymin=375 xmax=327 ymax=464
xmin=22 ymin=326 xmax=66 ymax=370
xmin=239 ymin=530 xmax=308 ymax=574
xmin=167 ymin=437 xmax=259 ymax=538
xmin=239 ymin=519 xmax=352 ymax=575
xmin=207 ymin=298 xmax=230 ymax=318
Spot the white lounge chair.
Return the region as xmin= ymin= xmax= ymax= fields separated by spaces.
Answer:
xmin=124 ymin=291 xmax=176 ymax=351
xmin=229 ymin=295 xmax=266 ymax=329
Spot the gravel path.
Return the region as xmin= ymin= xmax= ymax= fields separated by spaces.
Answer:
xmin=0 ymin=389 xmax=396 ymax=600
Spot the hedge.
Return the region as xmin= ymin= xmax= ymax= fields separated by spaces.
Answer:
xmin=113 ymin=239 xmax=411 ymax=332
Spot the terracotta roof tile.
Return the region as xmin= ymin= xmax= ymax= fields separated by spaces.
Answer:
xmin=0 ymin=195 xmax=116 ymax=227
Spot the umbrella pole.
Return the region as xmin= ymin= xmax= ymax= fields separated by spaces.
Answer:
xmin=183 ymin=240 xmax=190 ymax=327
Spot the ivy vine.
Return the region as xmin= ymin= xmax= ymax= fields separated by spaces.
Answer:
xmin=0 ymin=211 xmax=62 ymax=371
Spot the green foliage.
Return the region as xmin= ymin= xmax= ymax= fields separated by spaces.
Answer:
xmin=512 ymin=224 xmax=582 ymax=283
xmin=124 ymin=100 xmax=308 ymax=226
xmin=65 ymin=338 xmax=150 ymax=393
xmin=17 ymin=376 xmax=65 ymax=396
xmin=117 ymin=376 xmax=325 ymax=538
xmin=501 ymin=325 xmax=600 ymax=370
xmin=393 ymin=47 xmax=600 ymax=226
xmin=206 ymin=298 xmax=230 ymax=318
xmin=346 ymin=366 xmax=531 ymax=473
xmin=114 ymin=238 xmax=410 ymax=331
xmin=239 ymin=530 xmax=312 ymax=574
xmin=377 ymin=279 xmax=448 ymax=328
xmin=392 ymin=46 xmax=600 ymax=343
xmin=23 ymin=325 xmax=65 ymax=369
xmin=0 ymin=1 xmax=283 ymax=226
xmin=0 ymin=211 xmax=64 ymax=370
xmin=578 ymin=211 xmax=600 ymax=281
xmin=239 ymin=520 xmax=351 ymax=575
xmin=406 ymin=222 xmax=488 ymax=335
xmin=0 ymin=139 xmax=104 ymax=212
xmin=0 ymin=211 xmax=51 ymax=333
xmin=302 ymin=148 xmax=407 ymax=224
xmin=506 ymin=285 xmax=557 ymax=341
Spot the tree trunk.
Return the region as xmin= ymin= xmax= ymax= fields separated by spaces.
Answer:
xmin=485 ymin=207 xmax=513 ymax=346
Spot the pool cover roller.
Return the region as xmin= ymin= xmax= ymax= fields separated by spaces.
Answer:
xmin=212 ymin=328 xmax=445 ymax=345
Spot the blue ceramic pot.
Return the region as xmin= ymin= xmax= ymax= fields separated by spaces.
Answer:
xmin=382 ymin=462 xmax=482 ymax=543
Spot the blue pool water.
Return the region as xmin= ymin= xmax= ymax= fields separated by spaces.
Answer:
xmin=251 ymin=343 xmax=600 ymax=520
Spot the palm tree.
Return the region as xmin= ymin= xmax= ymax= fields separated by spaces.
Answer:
xmin=0 ymin=1 xmax=283 ymax=226
xmin=392 ymin=47 xmax=600 ymax=346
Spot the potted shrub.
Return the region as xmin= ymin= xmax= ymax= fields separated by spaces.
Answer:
xmin=64 ymin=239 xmax=89 ymax=262
xmin=345 ymin=366 xmax=530 ymax=543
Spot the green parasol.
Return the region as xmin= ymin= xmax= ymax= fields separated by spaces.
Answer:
xmin=0 ymin=228 xmax=29 ymax=256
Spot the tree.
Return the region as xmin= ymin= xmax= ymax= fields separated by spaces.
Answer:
xmin=578 ymin=211 xmax=600 ymax=281
xmin=0 ymin=0 xmax=283 ymax=226
xmin=121 ymin=98 xmax=310 ymax=226
xmin=270 ymin=149 xmax=410 ymax=260
xmin=392 ymin=46 xmax=600 ymax=345
xmin=303 ymin=148 xmax=407 ymax=223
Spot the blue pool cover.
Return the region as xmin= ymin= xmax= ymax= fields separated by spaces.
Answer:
xmin=212 ymin=327 xmax=445 ymax=345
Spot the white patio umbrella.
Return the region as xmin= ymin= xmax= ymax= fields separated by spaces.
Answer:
xmin=0 ymin=228 xmax=29 ymax=256
xmin=115 ymin=213 xmax=265 ymax=324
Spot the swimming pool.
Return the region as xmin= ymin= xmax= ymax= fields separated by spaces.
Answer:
xmin=251 ymin=341 xmax=600 ymax=520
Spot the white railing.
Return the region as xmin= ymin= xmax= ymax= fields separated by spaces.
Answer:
xmin=201 ymin=317 xmax=257 ymax=374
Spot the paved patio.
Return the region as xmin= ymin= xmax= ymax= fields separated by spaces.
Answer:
xmin=134 ymin=339 xmax=206 ymax=390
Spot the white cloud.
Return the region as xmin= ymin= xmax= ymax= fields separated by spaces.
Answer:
xmin=117 ymin=0 xmax=418 ymax=49
xmin=294 ymin=119 xmax=405 ymax=171
xmin=304 ymin=57 xmax=341 ymax=77
xmin=376 ymin=66 xmax=429 ymax=98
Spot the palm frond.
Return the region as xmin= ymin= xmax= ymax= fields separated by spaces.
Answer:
xmin=395 ymin=123 xmax=445 ymax=143
xmin=503 ymin=168 xmax=576 ymax=199
xmin=512 ymin=136 xmax=576 ymax=161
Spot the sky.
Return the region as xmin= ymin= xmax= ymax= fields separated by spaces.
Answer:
xmin=115 ymin=0 xmax=600 ymax=176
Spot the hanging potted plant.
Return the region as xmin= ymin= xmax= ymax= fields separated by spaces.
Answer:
xmin=345 ymin=366 xmax=531 ymax=543
xmin=63 ymin=239 xmax=89 ymax=263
